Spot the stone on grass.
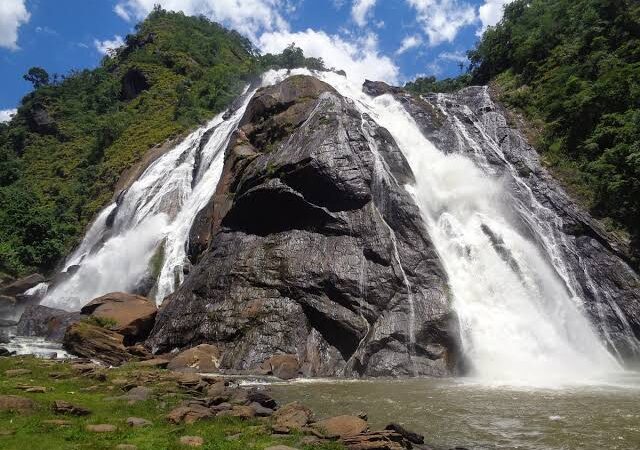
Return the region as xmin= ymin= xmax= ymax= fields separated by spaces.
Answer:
xmin=42 ymin=419 xmax=72 ymax=426
xmin=116 ymin=445 xmax=138 ymax=450
xmin=166 ymin=404 xmax=212 ymax=424
xmin=0 ymin=395 xmax=36 ymax=412
xmin=126 ymin=416 xmax=152 ymax=427
xmin=271 ymin=402 xmax=313 ymax=433
xmin=265 ymin=446 xmax=300 ymax=450
xmin=311 ymin=415 xmax=368 ymax=438
xmin=86 ymin=424 xmax=117 ymax=433
xmin=179 ymin=435 xmax=204 ymax=447
xmin=25 ymin=386 xmax=47 ymax=393
xmin=5 ymin=369 xmax=31 ymax=376
xmin=52 ymin=400 xmax=91 ymax=416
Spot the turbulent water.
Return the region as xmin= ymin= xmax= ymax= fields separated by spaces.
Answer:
xmin=268 ymin=377 xmax=640 ymax=450
xmin=41 ymin=69 xmax=627 ymax=384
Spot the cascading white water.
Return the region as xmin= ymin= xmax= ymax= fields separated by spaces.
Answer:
xmin=312 ymin=71 xmax=620 ymax=384
xmin=42 ymin=70 xmax=292 ymax=310
xmin=41 ymin=67 xmax=620 ymax=383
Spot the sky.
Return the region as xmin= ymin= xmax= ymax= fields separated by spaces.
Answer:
xmin=0 ymin=0 xmax=514 ymax=121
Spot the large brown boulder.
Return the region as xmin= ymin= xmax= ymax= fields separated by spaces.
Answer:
xmin=271 ymin=402 xmax=313 ymax=434
xmin=311 ymin=415 xmax=368 ymax=438
xmin=81 ymin=292 xmax=157 ymax=343
xmin=166 ymin=344 xmax=221 ymax=373
xmin=260 ymin=354 xmax=300 ymax=380
xmin=62 ymin=321 xmax=131 ymax=366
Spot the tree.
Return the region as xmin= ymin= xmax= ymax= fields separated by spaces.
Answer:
xmin=23 ymin=67 xmax=50 ymax=89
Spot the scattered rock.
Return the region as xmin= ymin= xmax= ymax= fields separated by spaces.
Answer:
xmin=134 ymin=358 xmax=170 ymax=368
xmin=341 ymin=430 xmax=409 ymax=450
xmin=205 ymin=380 xmax=226 ymax=397
xmin=5 ymin=368 xmax=31 ymax=376
xmin=112 ymin=386 xmax=152 ymax=403
xmin=167 ymin=344 xmax=221 ymax=373
xmin=0 ymin=395 xmax=36 ymax=412
xmin=385 ymin=423 xmax=425 ymax=444
xmin=179 ymin=436 xmax=204 ymax=447
xmin=225 ymin=405 xmax=256 ymax=419
xmin=126 ymin=417 xmax=152 ymax=427
xmin=63 ymin=321 xmax=132 ymax=366
xmin=42 ymin=419 xmax=71 ymax=426
xmin=166 ymin=404 xmax=213 ymax=424
xmin=116 ymin=445 xmax=138 ymax=450
xmin=0 ymin=273 xmax=44 ymax=297
xmin=311 ymin=415 xmax=368 ymax=438
xmin=52 ymin=400 xmax=91 ymax=416
xmin=25 ymin=386 xmax=47 ymax=393
xmin=17 ymin=305 xmax=81 ymax=343
xmin=265 ymin=446 xmax=300 ymax=450
xmin=247 ymin=389 xmax=278 ymax=409
xmin=250 ymin=402 xmax=274 ymax=417
xmin=260 ymin=354 xmax=300 ymax=380
xmin=81 ymin=292 xmax=158 ymax=343
xmin=0 ymin=347 xmax=12 ymax=356
xmin=272 ymin=402 xmax=313 ymax=433
xmin=86 ymin=424 xmax=117 ymax=433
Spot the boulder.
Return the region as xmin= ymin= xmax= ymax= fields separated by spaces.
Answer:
xmin=271 ymin=402 xmax=313 ymax=434
xmin=52 ymin=400 xmax=91 ymax=416
xmin=384 ymin=423 xmax=425 ymax=444
xmin=166 ymin=404 xmax=213 ymax=424
xmin=179 ymin=436 xmax=204 ymax=447
xmin=362 ymin=80 xmax=403 ymax=97
xmin=126 ymin=417 xmax=152 ymax=427
xmin=0 ymin=295 xmax=16 ymax=316
xmin=17 ymin=305 xmax=81 ymax=342
xmin=0 ymin=274 xmax=44 ymax=297
xmin=148 ymin=75 xmax=456 ymax=378
xmin=166 ymin=344 xmax=221 ymax=373
xmin=0 ymin=395 xmax=36 ymax=412
xmin=260 ymin=354 xmax=300 ymax=380
xmin=86 ymin=424 xmax=116 ymax=433
xmin=311 ymin=415 xmax=368 ymax=438
xmin=340 ymin=430 xmax=410 ymax=450
xmin=81 ymin=292 xmax=157 ymax=343
xmin=62 ymin=321 xmax=132 ymax=366
xmin=247 ymin=389 xmax=278 ymax=409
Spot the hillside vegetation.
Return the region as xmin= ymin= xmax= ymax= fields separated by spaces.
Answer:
xmin=0 ymin=8 xmax=324 ymax=277
xmin=466 ymin=0 xmax=640 ymax=263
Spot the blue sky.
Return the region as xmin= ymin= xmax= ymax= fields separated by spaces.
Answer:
xmin=0 ymin=0 xmax=513 ymax=119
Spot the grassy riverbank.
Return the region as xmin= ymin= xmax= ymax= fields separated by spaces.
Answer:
xmin=0 ymin=356 xmax=343 ymax=450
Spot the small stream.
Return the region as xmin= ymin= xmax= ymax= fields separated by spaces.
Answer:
xmin=267 ymin=376 xmax=640 ymax=450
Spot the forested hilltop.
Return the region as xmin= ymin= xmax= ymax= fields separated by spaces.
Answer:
xmin=0 ymin=8 xmax=323 ymax=277
xmin=465 ymin=0 xmax=640 ymax=264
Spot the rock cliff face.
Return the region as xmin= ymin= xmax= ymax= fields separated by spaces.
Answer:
xmin=149 ymin=75 xmax=459 ymax=377
xmin=392 ymin=85 xmax=640 ymax=360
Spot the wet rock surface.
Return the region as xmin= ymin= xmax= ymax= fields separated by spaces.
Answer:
xmin=149 ymin=75 xmax=458 ymax=377
xmin=17 ymin=305 xmax=81 ymax=342
xmin=398 ymin=85 xmax=640 ymax=360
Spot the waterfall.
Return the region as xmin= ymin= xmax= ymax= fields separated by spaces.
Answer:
xmin=41 ymin=67 xmax=623 ymax=383
xmin=314 ymin=71 xmax=621 ymax=383
xmin=42 ymin=70 xmax=290 ymax=310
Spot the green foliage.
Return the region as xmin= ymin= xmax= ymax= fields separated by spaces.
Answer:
xmin=404 ymin=74 xmax=472 ymax=94
xmin=0 ymin=9 xmax=260 ymax=276
xmin=467 ymin=0 xmax=640 ymax=263
xmin=23 ymin=67 xmax=50 ymax=89
xmin=81 ymin=316 xmax=119 ymax=329
xmin=0 ymin=356 xmax=344 ymax=450
xmin=258 ymin=43 xmax=327 ymax=72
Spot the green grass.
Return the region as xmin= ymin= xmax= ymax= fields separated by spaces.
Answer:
xmin=0 ymin=356 xmax=344 ymax=450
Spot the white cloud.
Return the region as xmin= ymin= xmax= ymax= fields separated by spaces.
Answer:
xmin=94 ymin=35 xmax=125 ymax=55
xmin=259 ymin=29 xmax=399 ymax=84
xmin=396 ymin=35 xmax=422 ymax=55
xmin=351 ymin=0 xmax=377 ymax=27
xmin=0 ymin=109 xmax=17 ymax=123
xmin=0 ymin=0 xmax=30 ymax=50
xmin=113 ymin=0 xmax=290 ymax=41
xmin=406 ymin=0 xmax=476 ymax=46
xmin=478 ymin=0 xmax=513 ymax=31
xmin=439 ymin=50 xmax=467 ymax=62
